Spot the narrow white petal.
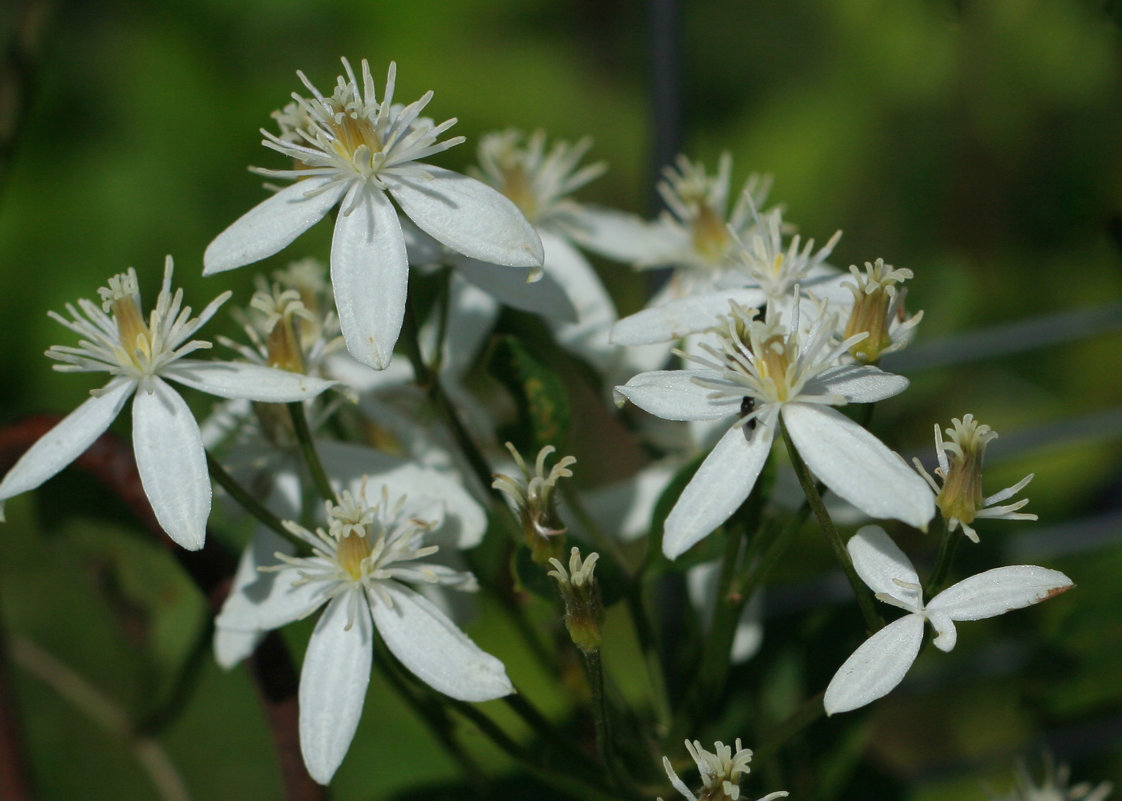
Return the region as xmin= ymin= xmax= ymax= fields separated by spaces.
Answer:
xmin=332 ymin=186 xmax=408 ymax=370
xmin=203 ymin=176 xmax=344 ymax=274
xmin=215 ymin=560 xmax=324 ymax=635
xmin=663 ymin=423 xmax=774 ymax=559
xmin=299 ymin=593 xmax=372 ymax=785
xmin=565 ymin=205 xmax=676 ymax=264
xmin=388 ymin=166 xmax=544 ymax=267
xmin=213 ymin=628 xmax=263 ymax=671
xmin=164 ymin=360 xmax=336 ymax=401
xmin=0 ymin=379 xmax=133 ymax=502
xmin=453 ymin=255 xmax=576 ymax=320
xmin=823 ymin=614 xmax=925 ymax=715
xmin=813 ymin=364 xmax=910 ymax=403
xmin=132 ymin=380 xmax=210 ymax=550
xmin=616 ymin=370 xmax=737 ymax=421
xmin=316 ymin=440 xmax=487 ymax=550
xmin=611 ymin=289 xmax=768 ymax=346
xmin=846 ymin=526 xmax=921 ymax=608
xmin=782 ymin=404 xmax=936 ymax=530
xmin=370 ymin=583 xmax=512 ymax=701
xmin=926 ymin=565 xmax=1074 ymax=622
xmin=538 ymin=230 xmax=613 ymax=328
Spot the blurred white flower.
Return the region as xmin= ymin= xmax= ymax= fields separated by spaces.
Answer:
xmin=0 ymin=257 xmax=333 ymax=550
xmin=990 ymin=755 xmax=1112 ymax=801
xmin=204 ymin=59 xmax=543 ymax=370
xmin=824 ymin=526 xmax=1073 ymax=715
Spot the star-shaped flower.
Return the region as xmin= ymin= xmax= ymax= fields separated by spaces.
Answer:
xmin=204 ymin=59 xmax=544 ymax=370
xmin=615 ymin=301 xmax=934 ymax=558
xmin=824 ymin=526 xmax=1073 ymax=715
xmin=217 ymin=484 xmax=511 ymax=784
xmin=0 ymin=257 xmax=334 ymax=550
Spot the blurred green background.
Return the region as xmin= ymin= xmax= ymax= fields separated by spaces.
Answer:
xmin=1 ymin=0 xmax=1121 ymax=799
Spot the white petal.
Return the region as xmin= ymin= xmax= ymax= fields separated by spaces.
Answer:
xmin=132 ymin=379 xmax=210 ymax=550
xmin=212 ymin=628 xmax=263 ymax=671
xmin=846 ymin=525 xmax=921 ymax=608
xmin=927 ymin=565 xmax=1074 ymax=622
xmin=370 ymin=583 xmax=512 ymax=701
xmin=782 ymin=404 xmax=936 ymax=530
xmin=823 ymin=613 xmax=925 ymax=715
xmin=539 ymin=229 xmax=613 ymax=328
xmin=611 ymin=289 xmax=768 ymax=346
xmin=214 ymin=544 xmax=324 ymax=636
xmin=663 ymin=422 xmax=775 ymax=560
xmin=926 ymin=610 xmax=958 ymax=652
xmin=615 ymin=370 xmax=738 ymax=421
xmin=0 ymin=378 xmax=133 ymax=503
xmin=299 ymin=593 xmax=372 ymax=785
xmin=565 ymin=205 xmax=675 ymax=264
xmin=388 ymin=166 xmax=543 ymax=267
xmin=813 ymin=364 xmax=910 ymax=403
xmin=453 ymin=255 xmax=576 ymax=320
xmin=317 ymin=440 xmax=487 ymax=550
xmin=163 ymin=360 xmax=336 ymax=401
xmin=203 ymin=176 xmax=345 ymax=274
xmin=332 ymin=185 xmax=408 ymax=370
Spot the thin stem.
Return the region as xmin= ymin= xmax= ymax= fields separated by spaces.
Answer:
xmin=450 ymin=701 xmax=624 ymax=801
xmin=286 ymin=402 xmax=335 ymax=503
xmin=780 ymin=422 xmax=883 ymax=633
xmin=205 ymin=451 xmax=306 ymax=553
xmin=581 ymin=650 xmax=628 ymax=792
xmin=372 ymin=639 xmax=488 ymax=794
xmin=754 ymin=690 xmax=826 ymax=762
xmin=504 ymin=692 xmax=598 ymax=771
xmin=10 ymin=637 xmax=192 ymax=801
xmin=922 ymin=515 xmax=955 ymax=597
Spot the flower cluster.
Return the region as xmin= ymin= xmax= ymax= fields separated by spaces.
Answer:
xmin=1 ymin=56 xmax=1089 ymax=799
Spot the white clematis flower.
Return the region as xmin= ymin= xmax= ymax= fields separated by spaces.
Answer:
xmin=204 ymin=58 xmax=544 ymax=370
xmin=659 ymin=738 xmax=788 ymax=801
xmin=615 ymin=301 xmax=934 ymax=559
xmin=0 ymin=257 xmax=334 ymax=550
xmin=218 ymin=485 xmax=512 ymax=784
xmin=824 ymin=525 xmax=1073 ymax=715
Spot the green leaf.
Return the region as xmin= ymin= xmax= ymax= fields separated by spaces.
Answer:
xmin=485 ymin=334 xmax=570 ymax=450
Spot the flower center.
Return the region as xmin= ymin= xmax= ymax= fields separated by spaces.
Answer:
xmin=337 ymin=529 xmax=373 ymax=581
xmin=500 ymin=164 xmax=539 ymax=221
xmin=936 ymin=416 xmax=995 ymax=525
xmin=99 ymin=270 xmax=154 ymax=370
xmin=691 ymin=202 xmax=731 ymax=264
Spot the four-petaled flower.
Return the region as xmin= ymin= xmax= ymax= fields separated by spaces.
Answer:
xmin=216 ymin=484 xmax=512 ymax=784
xmin=824 ymin=526 xmax=1073 ymax=715
xmin=615 ymin=301 xmax=934 ymax=559
xmin=0 ymin=257 xmax=334 ymax=550
xmin=204 ymin=59 xmax=544 ymax=370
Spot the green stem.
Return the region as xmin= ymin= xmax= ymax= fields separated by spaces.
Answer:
xmin=372 ymin=639 xmax=488 ymax=794
xmin=923 ymin=516 xmax=955 ymax=597
xmin=450 ymin=701 xmax=625 ymax=801
xmin=754 ymin=690 xmax=825 ymax=762
xmin=205 ymin=451 xmax=306 ymax=552
xmin=581 ymin=649 xmax=628 ymax=792
xmin=780 ymin=421 xmax=883 ymax=632
xmin=287 ymin=402 xmax=335 ymax=503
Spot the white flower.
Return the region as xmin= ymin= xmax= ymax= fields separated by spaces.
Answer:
xmin=217 ymin=484 xmax=511 ymax=784
xmin=914 ymin=414 xmax=1037 ymax=543
xmin=990 ymin=755 xmax=1113 ymax=801
xmin=824 ymin=525 xmax=1073 ymax=715
xmin=659 ymin=738 xmax=788 ymax=801
xmin=0 ymin=257 xmax=334 ymax=550
xmin=615 ymin=301 xmax=934 ymax=559
xmin=203 ymin=59 xmax=544 ymax=370
xmin=609 ymin=209 xmax=845 ymax=347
